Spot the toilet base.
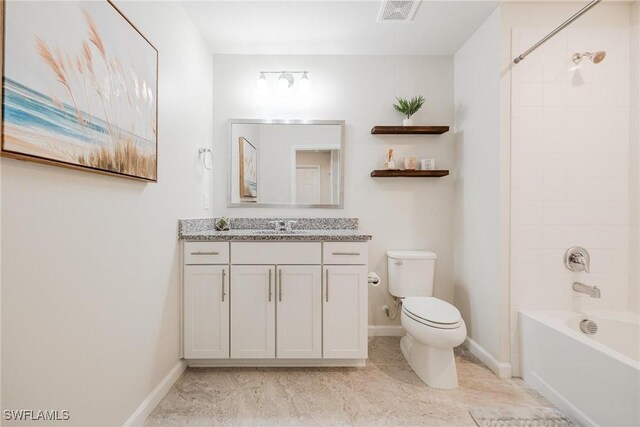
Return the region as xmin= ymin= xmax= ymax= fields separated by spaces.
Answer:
xmin=400 ymin=335 xmax=459 ymax=389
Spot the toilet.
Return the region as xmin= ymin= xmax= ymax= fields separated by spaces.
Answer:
xmin=387 ymin=250 xmax=467 ymax=389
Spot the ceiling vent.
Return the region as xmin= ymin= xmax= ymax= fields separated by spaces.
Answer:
xmin=377 ymin=1 xmax=420 ymax=22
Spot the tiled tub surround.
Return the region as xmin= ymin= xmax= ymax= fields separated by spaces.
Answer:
xmin=178 ymin=217 xmax=372 ymax=241
xmin=510 ymin=27 xmax=635 ymax=375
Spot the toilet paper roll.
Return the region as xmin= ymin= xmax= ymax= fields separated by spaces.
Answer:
xmin=368 ymin=272 xmax=381 ymax=286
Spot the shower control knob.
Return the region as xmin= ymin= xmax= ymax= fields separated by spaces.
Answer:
xmin=564 ymin=246 xmax=590 ymax=273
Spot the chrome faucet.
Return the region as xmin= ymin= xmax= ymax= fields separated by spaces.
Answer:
xmin=570 ymin=252 xmax=590 ymax=273
xmin=285 ymin=220 xmax=298 ymax=232
xmin=572 ymin=282 xmax=601 ymax=298
xmin=564 ymin=246 xmax=590 ymax=273
xmin=269 ymin=220 xmax=298 ymax=232
xmin=269 ymin=220 xmax=287 ymax=231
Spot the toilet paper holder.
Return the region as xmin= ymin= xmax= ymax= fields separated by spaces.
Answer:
xmin=368 ymin=272 xmax=380 ymax=286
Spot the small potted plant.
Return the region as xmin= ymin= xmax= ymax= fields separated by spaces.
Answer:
xmin=393 ymin=95 xmax=425 ymax=126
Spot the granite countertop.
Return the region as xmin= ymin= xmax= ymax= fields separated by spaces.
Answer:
xmin=178 ymin=218 xmax=372 ymax=242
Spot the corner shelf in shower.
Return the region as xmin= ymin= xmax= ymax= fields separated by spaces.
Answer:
xmin=370 ymin=170 xmax=449 ymax=178
xmin=370 ymin=126 xmax=450 ymax=135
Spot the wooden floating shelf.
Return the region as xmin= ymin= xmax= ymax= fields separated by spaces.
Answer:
xmin=370 ymin=170 xmax=449 ymax=178
xmin=371 ymin=126 xmax=450 ymax=135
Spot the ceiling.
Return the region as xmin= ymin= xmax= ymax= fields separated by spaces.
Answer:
xmin=181 ymin=1 xmax=500 ymax=55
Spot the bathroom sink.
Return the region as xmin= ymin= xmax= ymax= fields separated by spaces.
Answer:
xmin=254 ymin=229 xmax=319 ymax=235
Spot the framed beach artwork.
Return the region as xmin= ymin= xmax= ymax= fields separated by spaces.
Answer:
xmin=1 ymin=0 xmax=158 ymax=181
xmin=239 ymin=137 xmax=257 ymax=199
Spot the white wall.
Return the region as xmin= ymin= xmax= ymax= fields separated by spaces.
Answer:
xmin=453 ymin=8 xmax=508 ymax=368
xmin=630 ymin=1 xmax=640 ymax=314
xmin=501 ymin=1 xmax=635 ymax=375
xmin=212 ymin=55 xmax=456 ymax=327
xmin=1 ymin=2 xmax=212 ymax=425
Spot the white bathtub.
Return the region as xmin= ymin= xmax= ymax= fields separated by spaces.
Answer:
xmin=520 ymin=310 xmax=640 ymax=427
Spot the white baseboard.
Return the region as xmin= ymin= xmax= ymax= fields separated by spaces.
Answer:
xmin=464 ymin=337 xmax=512 ymax=378
xmin=123 ymin=360 xmax=186 ymax=427
xmin=368 ymin=325 xmax=404 ymax=336
xmin=187 ymin=358 xmax=365 ymax=368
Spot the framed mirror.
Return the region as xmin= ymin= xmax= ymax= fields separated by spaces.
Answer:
xmin=229 ymin=119 xmax=344 ymax=208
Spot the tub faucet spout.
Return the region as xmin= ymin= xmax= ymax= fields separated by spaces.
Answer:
xmin=572 ymin=282 xmax=601 ymax=298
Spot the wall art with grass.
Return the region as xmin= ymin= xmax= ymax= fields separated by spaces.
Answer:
xmin=239 ymin=137 xmax=257 ymax=199
xmin=1 ymin=0 xmax=158 ymax=181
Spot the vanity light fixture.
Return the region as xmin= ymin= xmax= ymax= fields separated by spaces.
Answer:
xmin=278 ymin=72 xmax=292 ymax=91
xmin=279 ymin=72 xmax=295 ymax=89
xmin=257 ymin=70 xmax=309 ymax=91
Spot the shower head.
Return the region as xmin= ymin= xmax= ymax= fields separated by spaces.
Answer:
xmin=572 ymin=51 xmax=607 ymax=64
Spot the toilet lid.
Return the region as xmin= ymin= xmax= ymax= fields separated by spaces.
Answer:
xmin=402 ymin=297 xmax=461 ymax=325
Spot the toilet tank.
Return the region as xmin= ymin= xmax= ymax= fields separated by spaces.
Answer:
xmin=387 ymin=251 xmax=437 ymax=297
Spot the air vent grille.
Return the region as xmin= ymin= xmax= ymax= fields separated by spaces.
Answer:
xmin=377 ymin=1 xmax=419 ymax=22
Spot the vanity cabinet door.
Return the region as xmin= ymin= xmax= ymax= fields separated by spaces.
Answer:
xmin=183 ymin=265 xmax=229 ymax=359
xmin=323 ymin=266 xmax=368 ymax=359
xmin=230 ymin=265 xmax=276 ymax=358
xmin=276 ymin=266 xmax=322 ymax=359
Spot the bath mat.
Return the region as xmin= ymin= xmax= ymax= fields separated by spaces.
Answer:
xmin=469 ymin=407 xmax=578 ymax=427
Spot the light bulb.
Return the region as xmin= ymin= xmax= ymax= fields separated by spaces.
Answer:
xmin=257 ymin=72 xmax=267 ymax=92
xmin=278 ymin=73 xmax=290 ymax=92
xmin=299 ymin=72 xmax=310 ymax=94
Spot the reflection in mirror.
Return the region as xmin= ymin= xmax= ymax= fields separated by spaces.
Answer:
xmin=229 ymin=120 xmax=344 ymax=208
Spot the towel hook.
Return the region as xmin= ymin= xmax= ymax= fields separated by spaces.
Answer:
xmin=198 ymin=148 xmax=212 ymax=170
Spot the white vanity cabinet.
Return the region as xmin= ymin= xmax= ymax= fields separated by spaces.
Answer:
xmin=182 ymin=239 xmax=368 ymax=365
xmin=323 ymin=242 xmax=368 ymax=359
xmin=276 ymin=265 xmax=322 ymax=359
xmin=230 ymin=265 xmax=275 ymax=358
xmin=229 ymin=264 xmax=322 ymax=359
xmin=183 ymin=243 xmax=230 ymax=359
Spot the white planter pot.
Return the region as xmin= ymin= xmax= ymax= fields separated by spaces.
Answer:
xmin=403 ymin=118 xmax=414 ymax=126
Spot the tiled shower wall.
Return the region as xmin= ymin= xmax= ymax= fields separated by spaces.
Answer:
xmin=510 ymin=28 xmax=633 ymax=375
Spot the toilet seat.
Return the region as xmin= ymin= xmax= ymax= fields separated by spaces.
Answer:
xmin=402 ymin=297 xmax=462 ymax=330
xmin=403 ymin=309 xmax=463 ymax=330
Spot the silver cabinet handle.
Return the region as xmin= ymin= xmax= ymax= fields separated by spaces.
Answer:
xmin=268 ymin=268 xmax=272 ymax=302
xmin=191 ymin=251 xmax=219 ymax=255
xmin=221 ymin=269 xmax=226 ymax=302
xmin=332 ymin=252 xmax=360 ymax=256
xmin=279 ymin=268 xmax=283 ymax=302
xmin=325 ymin=269 xmax=329 ymax=302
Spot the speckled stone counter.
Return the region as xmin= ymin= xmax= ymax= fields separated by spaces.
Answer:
xmin=178 ymin=218 xmax=372 ymax=241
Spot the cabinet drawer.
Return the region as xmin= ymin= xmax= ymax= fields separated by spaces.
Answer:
xmin=323 ymin=242 xmax=368 ymax=265
xmin=231 ymin=242 xmax=321 ymax=265
xmin=184 ymin=242 xmax=229 ymax=265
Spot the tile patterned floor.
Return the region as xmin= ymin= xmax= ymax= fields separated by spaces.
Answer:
xmin=145 ymin=337 xmax=550 ymax=426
